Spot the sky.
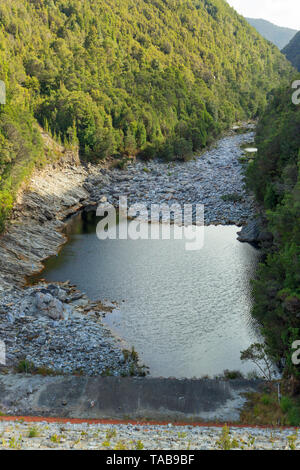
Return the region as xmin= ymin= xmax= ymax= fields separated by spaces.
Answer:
xmin=226 ymin=0 xmax=300 ymax=30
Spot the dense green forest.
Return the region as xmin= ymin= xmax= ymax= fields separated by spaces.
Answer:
xmin=247 ymin=79 xmax=300 ymax=387
xmin=283 ymin=31 xmax=300 ymax=71
xmin=0 ymin=0 xmax=294 ymax=230
xmin=246 ymin=18 xmax=297 ymax=50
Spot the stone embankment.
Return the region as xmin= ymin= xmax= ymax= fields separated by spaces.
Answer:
xmin=0 ymin=375 xmax=262 ymax=422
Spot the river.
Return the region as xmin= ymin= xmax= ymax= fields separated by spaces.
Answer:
xmin=38 ymin=210 xmax=261 ymax=378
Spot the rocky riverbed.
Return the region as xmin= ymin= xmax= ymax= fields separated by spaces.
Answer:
xmin=0 ymin=419 xmax=298 ymax=450
xmin=0 ymin=124 xmax=258 ymax=377
xmin=0 ymin=282 xmax=146 ymax=376
xmin=88 ymin=128 xmax=257 ymax=226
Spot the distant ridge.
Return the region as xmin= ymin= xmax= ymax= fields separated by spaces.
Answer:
xmin=283 ymin=31 xmax=300 ymax=71
xmin=246 ymin=18 xmax=298 ymax=50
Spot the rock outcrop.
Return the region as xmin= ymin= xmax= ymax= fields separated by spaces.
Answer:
xmin=237 ymin=218 xmax=273 ymax=246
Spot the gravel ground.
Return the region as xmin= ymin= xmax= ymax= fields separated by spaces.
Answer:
xmin=92 ymin=127 xmax=257 ymax=226
xmin=0 ymin=282 xmax=146 ymax=376
xmin=0 ymin=420 xmax=299 ymax=450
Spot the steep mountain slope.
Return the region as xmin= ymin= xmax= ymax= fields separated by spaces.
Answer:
xmin=283 ymin=31 xmax=300 ymax=71
xmin=246 ymin=18 xmax=297 ymax=50
xmin=0 ymin=0 xmax=294 ymax=230
xmin=246 ymin=78 xmax=300 ymax=390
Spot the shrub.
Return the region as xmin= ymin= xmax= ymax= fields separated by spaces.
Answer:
xmin=28 ymin=428 xmax=39 ymax=438
xmin=216 ymin=426 xmax=239 ymax=450
xmin=223 ymin=369 xmax=244 ymax=380
xmin=260 ymin=394 xmax=272 ymax=406
xmin=280 ymin=396 xmax=293 ymax=414
xmin=16 ymin=359 xmax=35 ymax=374
xmin=138 ymin=143 xmax=157 ymax=161
xmin=136 ymin=440 xmax=144 ymax=450
xmin=221 ymin=193 xmax=243 ymax=203
xmin=287 ymin=406 xmax=300 ymax=426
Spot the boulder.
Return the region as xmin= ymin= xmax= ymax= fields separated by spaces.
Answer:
xmin=237 ymin=219 xmax=260 ymax=244
xmin=34 ymin=292 xmax=65 ymax=320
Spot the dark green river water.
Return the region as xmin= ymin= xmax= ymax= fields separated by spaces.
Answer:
xmin=38 ymin=212 xmax=261 ymax=378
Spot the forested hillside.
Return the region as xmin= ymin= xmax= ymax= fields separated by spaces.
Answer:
xmin=0 ymin=0 xmax=293 ymax=230
xmin=247 ymin=79 xmax=300 ymax=385
xmin=283 ymin=32 xmax=300 ymax=71
xmin=246 ymin=18 xmax=297 ymax=50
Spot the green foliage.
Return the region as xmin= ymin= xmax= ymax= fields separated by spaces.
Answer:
xmin=260 ymin=394 xmax=272 ymax=406
xmin=135 ymin=440 xmax=144 ymax=450
xmin=50 ymin=434 xmax=63 ymax=443
xmin=223 ymin=369 xmax=244 ymax=380
xmin=8 ymin=436 xmax=22 ymax=449
xmin=287 ymin=432 xmax=298 ymax=450
xmin=221 ymin=193 xmax=243 ymax=203
xmin=241 ymin=390 xmax=300 ymax=426
xmin=280 ymin=395 xmax=293 ymax=413
xmin=16 ymin=359 xmax=36 ymax=374
xmin=106 ymin=429 xmax=117 ymax=440
xmin=288 ymin=406 xmax=300 ymax=426
xmin=280 ymin=396 xmax=300 ymax=426
xmin=241 ymin=343 xmax=274 ymax=380
xmin=283 ymin=32 xmax=300 ymax=71
xmin=246 ymin=79 xmax=300 ymax=380
xmin=16 ymin=359 xmax=60 ymax=376
xmin=247 ymin=84 xmax=300 ymax=206
xmin=110 ymin=158 xmax=129 ymax=170
xmin=28 ymin=427 xmax=40 ymax=438
xmin=0 ymin=107 xmax=43 ymax=231
xmin=216 ymin=426 xmax=239 ymax=450
xmin=0 ymin=0 xmax=293 ymax=231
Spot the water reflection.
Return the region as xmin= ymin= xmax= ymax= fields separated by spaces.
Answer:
xmin=38 ymin=212 xmax=261 ymax=378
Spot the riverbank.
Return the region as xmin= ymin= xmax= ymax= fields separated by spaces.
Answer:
xmin=0 ymin=124 xmax=259 ymax=379
xmin=0 ymin=282 xmax=146 ymax=376
xmin=0 ymin=124 xmax=257 ymax=291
